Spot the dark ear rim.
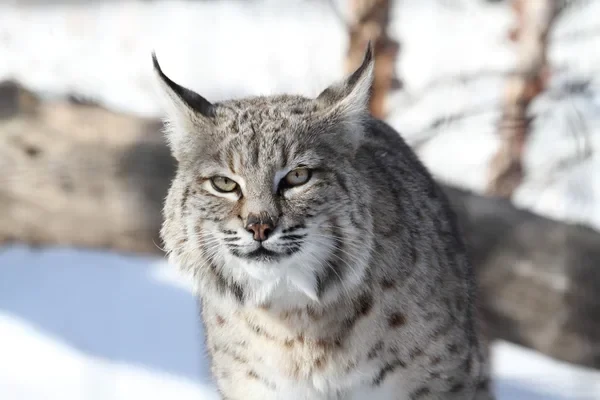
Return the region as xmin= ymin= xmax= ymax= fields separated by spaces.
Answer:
xmin=151 ymin=51 xmax=216 ymax=118
xmin=316 ymin=41 xmax=374 ymax=104
xmin=345 ymin=41 xmax=373 ymax=89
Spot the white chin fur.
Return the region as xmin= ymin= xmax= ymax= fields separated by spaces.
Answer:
xmin=222 ymin=239 xmax=330 ymax=306
xmin=240 ymin=256 xmax=320 ymax=305
xmin=240 ymin=259 xmax=285 ymax=282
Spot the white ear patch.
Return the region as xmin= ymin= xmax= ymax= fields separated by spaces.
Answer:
xmin=151 ymin=52 xmax=216 ymax=159
xmin=316 ymin=42 xmax=374 ymax=121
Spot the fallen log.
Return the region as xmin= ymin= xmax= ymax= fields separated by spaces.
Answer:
xmin=0 ymin=80 xmax=173 ymax=255
xmin=444 ymin=185 xmax=600 ymax=368
xmin=1 ymin=81 xmax=598 ymax=369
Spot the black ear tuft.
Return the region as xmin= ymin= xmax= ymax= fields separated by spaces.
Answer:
xmin=315 ymin=41 xmax=374 ymax=117
xmin=346 ymin=41 xmax=373 ymax=88
xmin=151 ymin=51 xmax=215 ymax=118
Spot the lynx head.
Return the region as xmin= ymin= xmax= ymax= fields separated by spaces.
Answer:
xmin=154 ymin=46 xmax=375 ymax=307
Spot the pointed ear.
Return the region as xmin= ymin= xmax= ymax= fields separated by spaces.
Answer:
xmin=316 ymin=42 xmax=374 ymax=120
xmin=151 ymin=52 xmax=216 ymax=158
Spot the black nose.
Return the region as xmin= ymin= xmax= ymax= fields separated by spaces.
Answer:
xmin=245 ymin=213 xmax=276 ymax=241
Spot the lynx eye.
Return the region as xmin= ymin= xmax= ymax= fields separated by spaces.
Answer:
xmin=284 ymin=168 xmax=311 ymax=187
xmin=210 ymin=176 xmax=238 ymax=193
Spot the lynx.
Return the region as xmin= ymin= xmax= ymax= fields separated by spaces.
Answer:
xmin=153 ymin=46 xmax=494 ymax=400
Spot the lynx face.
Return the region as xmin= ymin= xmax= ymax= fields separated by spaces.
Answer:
xmin=154 ymin=49 xmax=375 ymax=305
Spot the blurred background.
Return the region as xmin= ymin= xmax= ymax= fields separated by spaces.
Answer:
xmin=0 ymin=0 xmax=599 ymax=399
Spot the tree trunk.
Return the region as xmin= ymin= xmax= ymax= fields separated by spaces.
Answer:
xmin=1 ymin=81 xmax=599 ymax=369
xmin=346 ymin=0 xmax=401 ymax=118
xmin=486 ymin=0 xmax=560 ymax=198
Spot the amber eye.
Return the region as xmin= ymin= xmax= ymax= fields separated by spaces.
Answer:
xmin=284 ymin=168 xmax=311 ymax=187
xmin=210 ymin=176 xmax=238 ymax=193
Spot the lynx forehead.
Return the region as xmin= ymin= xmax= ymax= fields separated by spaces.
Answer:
xmin=154 ymin=45 xmax=494 ymax=400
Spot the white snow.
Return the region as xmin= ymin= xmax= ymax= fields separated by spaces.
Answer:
xmin=0 ymin=246 xmax=218 ymax=400
xmin=0 ymin=245 xmax=599 ymax=400
xmin=0 ymin=0 xmax=599 ymax=229
xmin=1 ymin=0 xmax=599 ymax=399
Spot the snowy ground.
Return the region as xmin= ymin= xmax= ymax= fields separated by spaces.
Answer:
xmin=1 ymin=245 xmax=600 ymax=400
xmin=1 ymin=0 xmax=600 ymax=399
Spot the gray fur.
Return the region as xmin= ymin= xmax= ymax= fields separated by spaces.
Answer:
xmin=153 ymin=47 xmax=495 ymax=400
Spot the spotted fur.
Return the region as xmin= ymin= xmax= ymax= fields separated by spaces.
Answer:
xmin=153 ymin=46 xmax=495 ymax=400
